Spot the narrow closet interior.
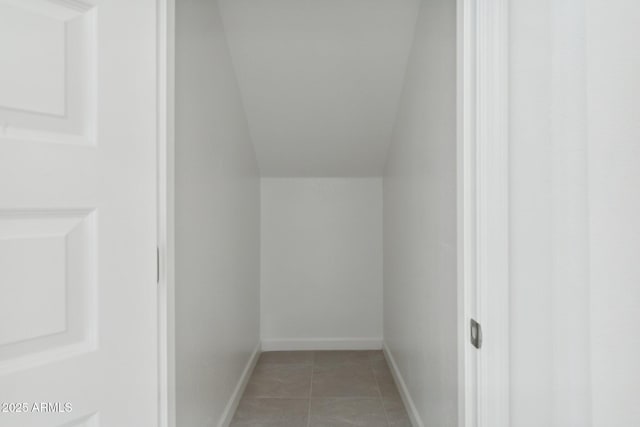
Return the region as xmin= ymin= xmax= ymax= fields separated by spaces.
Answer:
xmin=175 ymin=0 xmax=457 ymax=426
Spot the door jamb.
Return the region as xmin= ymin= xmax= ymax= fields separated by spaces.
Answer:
xmin=157 ymin=0 xmax=175 ymax=426
xmin=457 ymin=0 xmax=510 ymax=426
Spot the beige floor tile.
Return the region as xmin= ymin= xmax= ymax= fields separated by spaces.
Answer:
xmin=367 ymin=350 xmax=385 ymax=361
xmin=244 ymin=363 xmax=312 ymax=398
xmin=371 ymin=359 xmax=393 ymax=380
xmin=309 ymin=397 xmax=388 ymax=427
xmin=371 ymin=359 xmax=402 ymax=400
xmin=258 ymin=351 xmax=315 ymax=366
xmin=314 ymin=350 xmax=371 ymax=367
xmin=312 ymin=363 xmax=378 ymax=397
xmin=230 ymin=398 xmax=309 ymax=427
xmin=232 ymin=351 xmax=415 ymax=426
xmin=383 ymin=397 xmax=412 ymax=427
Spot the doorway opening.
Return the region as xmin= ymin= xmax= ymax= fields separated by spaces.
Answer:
xmin=159 ymin=1 xmax=508 ymax=426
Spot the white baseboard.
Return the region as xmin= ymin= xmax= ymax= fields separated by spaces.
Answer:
xmin=218 ymin=342 xmax=261 ymax=427
xmin=382 ymin=342 xmax=424 ymax=427
xmin=261 ymin=337 xmax=383 ymax=352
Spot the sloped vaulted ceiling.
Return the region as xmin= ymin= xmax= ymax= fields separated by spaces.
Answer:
xmin=218 ymin=0 xmax=421 ymax=177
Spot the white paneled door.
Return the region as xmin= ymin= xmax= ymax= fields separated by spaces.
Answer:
xmin=0 ymin=0 xmax=158 ymax=426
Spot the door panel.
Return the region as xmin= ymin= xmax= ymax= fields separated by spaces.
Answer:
xmin=0 ymin=0 xmax=158 ymax=426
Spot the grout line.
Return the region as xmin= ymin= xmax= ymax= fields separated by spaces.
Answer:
xmin=370 ymin=355 xmax=392 ymax=427
xmin=306 ymin=351 xmax=315 ymax=427
xmin=244 ymin=397 xmax=310 ymax=400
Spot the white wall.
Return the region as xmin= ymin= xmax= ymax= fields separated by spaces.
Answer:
xmin=509 ymin=1 xmax=553 ymax=424
xmin=587 ymin=0 xmax=640 ymax=425
xmin=175 ymin=0 xmax=260 ymax=425
xmin=261 ymin=178 xmax=383 ymax=349
xmin=382 ymin=0 xmax=458 ymax=424
xmin=509 ymin=0 xmax=640 ymax=426
xmin=509 ymin=1 xmax=589 ymax=425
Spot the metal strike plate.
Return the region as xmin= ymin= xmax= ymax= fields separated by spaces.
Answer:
xmin=470 ymin=318 xmax=482 ymax=349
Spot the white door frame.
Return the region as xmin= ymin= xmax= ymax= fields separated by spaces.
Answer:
xmin=156 ymin=0 xmax=510 ymax=425
xmin=457 ymin=0 xmax=510 ymax=427
xmin=157 ymin=0 xmax=175 ymax=426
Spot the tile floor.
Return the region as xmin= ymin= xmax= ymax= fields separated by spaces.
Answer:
xmin=230 ymin=350 xmax=412 ymax=427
